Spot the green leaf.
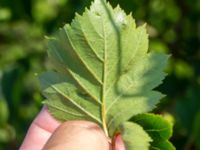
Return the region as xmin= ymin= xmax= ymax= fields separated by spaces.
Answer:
xmin=39 ymin=0 xmax=168 ymax=141
xmin=150 ymin=141 xmax=175 ymax=150
xmin=132 ymin=113 xmax=175 ymax=150
xmin=0 ymin=99 xmax=9 ymax=125
xmin=0 ymin=125 xmax=15 ymax=143
xmin=192 ymin=110 xmax=200 ymax=149
xmin=119 ymin=122 xmax=152 ymax=150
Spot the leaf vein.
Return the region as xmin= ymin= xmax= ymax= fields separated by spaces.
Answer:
xmin=47 ymin=102 xmax=84 ymax=117
xmin=78 ymin=20 xmax=104 ymax=62
xmin=64 ymin=27 xmax=103 ymax=84
xmin=49 ymin=53 xmax=101 ymax=104
xmin=106 ymin=29 xmax=145 ymax=113
xmin=105 ymin=27 xmax=144 ymax=100
xmin=51 ymin=84 xmax=102 ymax=124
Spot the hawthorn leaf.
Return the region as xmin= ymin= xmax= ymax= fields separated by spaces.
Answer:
xmin=118 ymin=122 xmax=152 ymax=150
xmin=39 ymin=0 xmax=169 ymax=144
xmin=132 ymin=113 xmax=175 ymax=150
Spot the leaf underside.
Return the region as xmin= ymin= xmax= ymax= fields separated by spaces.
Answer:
xmin=39 ymin=0 xmax=171 ymax=149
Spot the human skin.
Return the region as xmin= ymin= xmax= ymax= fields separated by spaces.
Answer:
xmin=20 ymin=107 xmax=125 ymax=150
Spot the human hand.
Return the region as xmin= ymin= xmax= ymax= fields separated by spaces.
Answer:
xmin=20 ymin=107 xmax=125 ymax=150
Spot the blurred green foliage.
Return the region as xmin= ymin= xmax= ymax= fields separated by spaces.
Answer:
xmin=0 ymin=0 xmax=199 ymax=149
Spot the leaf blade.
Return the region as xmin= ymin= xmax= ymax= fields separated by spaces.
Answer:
xmin=40 ymin=0 xmax=169 ymax=139
xmin=132 ymin=113 xmax=175 ymax=150
xmin=118 ymin=121 xmax=152 ymax=150
xmin=39 ymin=71 xmax=102 ymax=124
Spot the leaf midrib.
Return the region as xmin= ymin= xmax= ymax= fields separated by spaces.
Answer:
xmin=101 ymin=8 xmax=108 ymax=136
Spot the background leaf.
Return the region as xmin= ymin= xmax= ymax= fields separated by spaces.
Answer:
xmin=119 ymin=121 xmax=152 ymax=150
xmin=132 ymin=113 xmax=175 ymax=150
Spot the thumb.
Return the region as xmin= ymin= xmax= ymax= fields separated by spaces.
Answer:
xmin=43 ymin=121 xmax=110 ymax=150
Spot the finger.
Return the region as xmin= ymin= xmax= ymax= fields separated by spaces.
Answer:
xmin=114 ymin=134 xmax=126 ymax=150
xmin=43 ymin=121 xmax=110 ymax=150
xmin=20 ymin=107 xmax=60 ymax=150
